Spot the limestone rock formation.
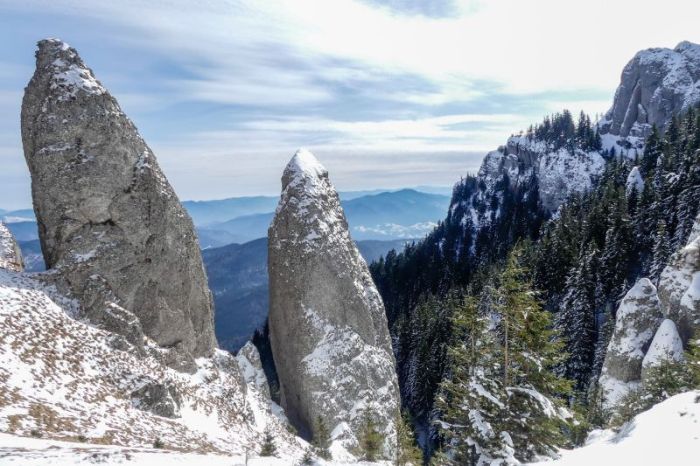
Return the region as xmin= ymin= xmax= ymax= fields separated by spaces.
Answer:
xmin=658 ymin=212 xmax=700 ymax=343
xmin=641 ymin=319 xmax=684 ymax=381
xmin=599 ymin=278 xmax=663 ymax=407
xmin=236 ymin=341 xmax=270 ymax=399
xmin=600 ymin=41 xmax=700 ymax=139
xmin=0 ymin=222 xmax=24 ymax=272
xmin=20 ymin=39 xmax=215 ymax=371
xmin=268 ymin=149 xmax=399 ymax=455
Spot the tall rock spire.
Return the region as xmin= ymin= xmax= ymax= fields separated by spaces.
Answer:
xmin=21 ymin=39 xmax=216 ymax=371
xmin=268 ymin=149 xmax=400 ymax=457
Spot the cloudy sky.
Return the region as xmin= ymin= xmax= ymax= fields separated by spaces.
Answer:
xmin=1 ymin=0 xmax=699 ymax=208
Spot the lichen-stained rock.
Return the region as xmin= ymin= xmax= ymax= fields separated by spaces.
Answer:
xmin=20 ymin=39 xmax=215 ymax=371
xmin=268 ymin=149 xmax=399 ymax=456
xmin=0 ymin=222 xmax=23 ymax=272
xmin=658 ymin=213 xmax=700 ymax=343
xmin=599 ymin=278 xmax=663 ymax=407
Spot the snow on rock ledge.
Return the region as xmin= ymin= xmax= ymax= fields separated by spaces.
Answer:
xmin=268 ymin=149 xmax=400 ymax=458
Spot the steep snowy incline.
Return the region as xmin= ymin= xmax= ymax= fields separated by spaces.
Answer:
xmin=528 ymin=390 xmax=700 ymax=466
xmin=0 ymin=267 xmax=307 ymax=461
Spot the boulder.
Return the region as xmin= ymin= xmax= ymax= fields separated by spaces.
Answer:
xmin=21 ymin=39 xmax=216 ymax=371
xmin=641 ymin=319 xmax=684 ymax=381
xmin=131 ymin=380 xmax=182 ymax=419
xmin=268 ymin=149 xmax=399 ymax=456
xmin=599 ymin=278 xmax=663 ymax=407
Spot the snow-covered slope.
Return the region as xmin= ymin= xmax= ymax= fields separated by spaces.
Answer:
xmin=528 ymin=390 xmax=700 ymax=466
xmin=0 ymin=266 xmax=308 ymax=462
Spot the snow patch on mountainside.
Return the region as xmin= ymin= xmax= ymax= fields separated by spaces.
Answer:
xmin=527 ymin=390 xmax=700 ymax=466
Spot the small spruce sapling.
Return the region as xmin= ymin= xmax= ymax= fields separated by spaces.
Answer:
xmin=260 ymin=427 xmax=277 ymax=457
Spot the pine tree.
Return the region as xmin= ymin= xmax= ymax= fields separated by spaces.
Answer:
xmin=395 ymin=410 xmax=422 ymax=466
xmin=312 ymin=415 xmax=331 ymax=460
xmin=260 ymin=428 xmax=277 ymax=457
xmin=359 ymin=406 xmax=383 ymax=461
xmin=436 ymin=294 xmax=509 ymax=465
xmin=556 ymin=244 xmax=598 ymax=395
xmin=650 ymin=220 xmax=672 ymax=281
xmin=493 ymin=247 xmax=572 ymax=461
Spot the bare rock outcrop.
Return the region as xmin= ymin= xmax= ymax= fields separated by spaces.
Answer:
xmin=20 ymin=39 xmax=216 ymax=371
xmin=0 ymin=222 xmax=23 ymax=272
xmin=658 ymin=212 xmax=700 ymax=343
xmin=268 ymin=149 xmax=399 ymax=456
xmin=599 ymin=278 xmax=663 ymax=407
xmin=600 ymin=41 xmax=700 ymax=139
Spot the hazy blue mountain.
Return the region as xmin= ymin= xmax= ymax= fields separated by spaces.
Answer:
xmin=199 ymin=189 xmax=450 ymax=243
xmin=203 ymin=237 xmax=412 ymax=352
xmin=183 ymin=196 xmax=279 ymax=227
xmin=5 ymin=221 xmax=39 ymax=242
xmin=1 ymin=209 xmax=36 ymax=223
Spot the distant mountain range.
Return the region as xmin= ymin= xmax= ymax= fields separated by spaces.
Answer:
xmin=197 ymin=189 xmax=451 ymax=247
xmin=6 ymin=186 xmax=451 ymax=248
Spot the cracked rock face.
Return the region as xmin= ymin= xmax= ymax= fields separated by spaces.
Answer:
xmin=21 ymin=39 xmax=216 ymax=371
xmin=601 ymin=41 xmax=700 ymax=138
xmin=268 ymin=149 xmax=399 ymax=455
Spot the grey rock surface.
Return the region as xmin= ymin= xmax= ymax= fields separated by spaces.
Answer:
xmin=599 ymin=278 xmax=663 ymax=407
xmin=641 ymin=319 xmax=685 ymax=382
xmin=21 ymin=39 xmax=216 ymax=371
xmin=131 ymin=380 xmax=182 ymax=418
xmin=0 ymin=222 xmax=24 ymax=272
xmin=601 ymin=41 xmax=700 ymax=138
xmin=236 ymin=341 xmax=269 ymax=399
xmin=658 ymin=212 xmax=700 ymax=343
xmin=268 ymin=149 xmax=399 ymax=456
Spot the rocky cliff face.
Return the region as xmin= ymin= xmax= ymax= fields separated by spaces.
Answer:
xmin=658 ymin=212 xmax=700 ymax=342
xmin=20 ymin=39 xmax=215 ymax=371
xmin=268 ymin=149 xmax=399 ymax=456
xmin=0 ymin=222 xmax=23 ymax=272
xmin=600 ymin=213 xmax=700 ymax=408
xmin=600 ymin=41 xmax=700 ymax=139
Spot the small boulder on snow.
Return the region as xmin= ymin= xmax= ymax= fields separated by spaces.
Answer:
xmin=641 ymin=319 xmax=684 ymax=380
xmin=599 ymin=278 xmax=663 ymax=407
